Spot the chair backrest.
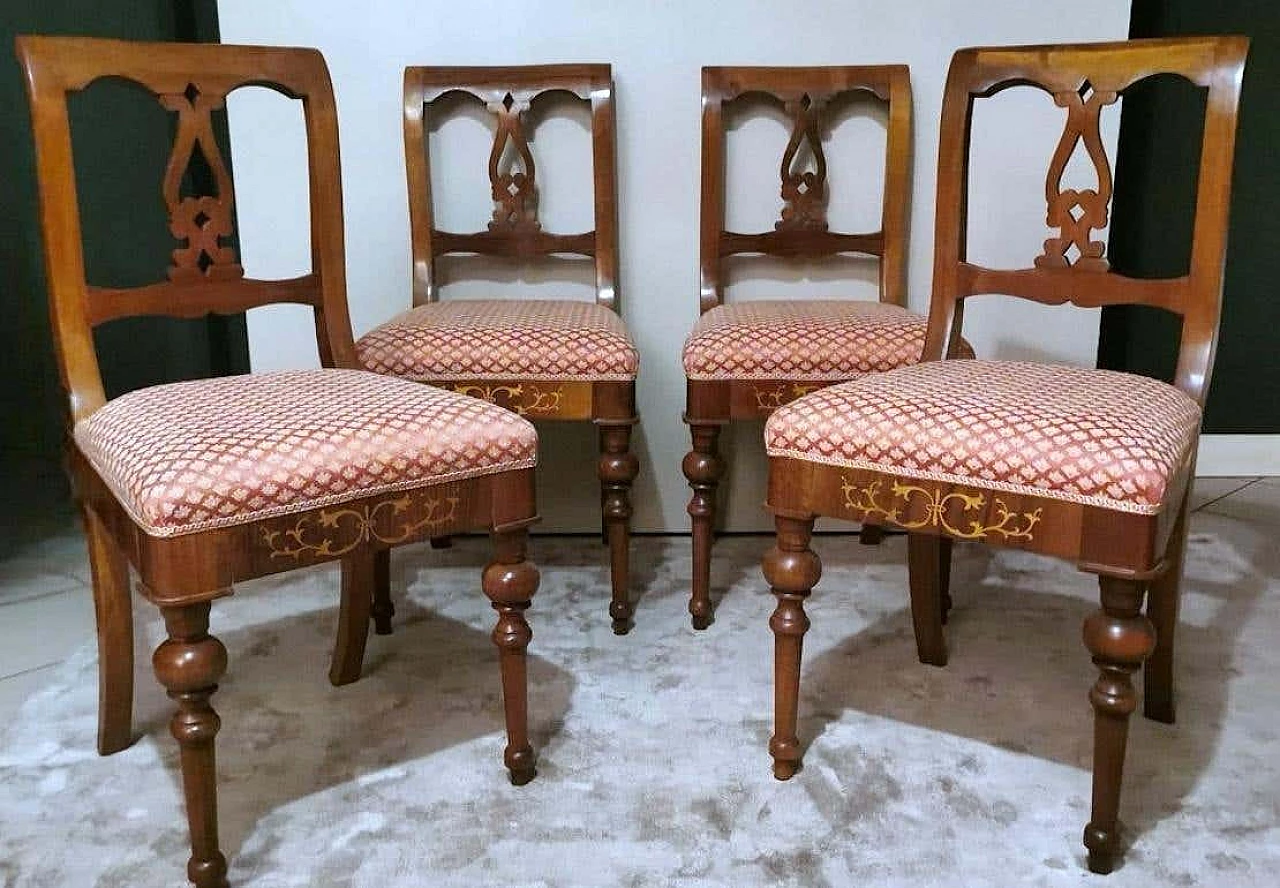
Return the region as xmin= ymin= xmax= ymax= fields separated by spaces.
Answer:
xmin=699 ymin=65 xmax=913 ymax=314
xmin=17 ymin=36 xmax=357 ymax=425
xmin=927 ymin=37 xmax=1248 ymax=404
xmin=403 ymin=64 xmax=618 ymax=311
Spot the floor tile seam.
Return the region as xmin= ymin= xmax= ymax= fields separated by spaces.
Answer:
xmin=0 ymin=579 xmax=91 ymax=609
xmin=1191 ymin=477 xmax=1261 ymax=515
xmin=0 ymin=661 xmax=62 ymax=683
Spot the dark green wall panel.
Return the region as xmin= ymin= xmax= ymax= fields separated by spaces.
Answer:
xmin=1102 ymin=0 xmax=1280 ymax=432
xmin=1 ymin=1 xmax=246 ymax=540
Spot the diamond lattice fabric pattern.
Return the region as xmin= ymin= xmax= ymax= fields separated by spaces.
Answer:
xmin=765 ymin=360 xmax=1202 ymax=514
xmin=682 ymin=300 xmax=971 ymax=381
xmin=357 ymin=299 xmax=638 ymax=382
xmin=75 ymin=369 xmax=539 ymax=537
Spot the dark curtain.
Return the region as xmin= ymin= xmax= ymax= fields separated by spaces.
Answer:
xmin=0 ymin=0 xmax=248 ymax=546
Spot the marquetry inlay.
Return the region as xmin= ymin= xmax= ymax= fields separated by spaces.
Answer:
xmin=842 ymin=477 xmax=1042 ymax=541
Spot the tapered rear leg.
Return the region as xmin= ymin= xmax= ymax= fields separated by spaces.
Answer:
xmin=907 ymin=533 xmax=950 ymax=666
xmin=368 ymin=548 xmax=393 ymax=635
xmin=1144 ymin=498 xmax=1188 ymax=724
xmin=82 ymin=503 xmax=134 ymax=755
xmin=330 ymin=549 xmax=378 ymax=686
xmin=939 ymin=536 xmax=953 ymax=624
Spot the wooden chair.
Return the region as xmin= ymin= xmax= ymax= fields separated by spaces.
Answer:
xmin=683 ymin=66 xmax=950 ymax=629
xmin=760 ymin=37 xmax=1247 ymax=873
xmin=356 ymin=65 xmax=639 ymax=634
xmin=18 ymin=36 xmax=543 ymax=888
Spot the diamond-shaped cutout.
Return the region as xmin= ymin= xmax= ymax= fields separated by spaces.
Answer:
xmin=1077 ymin=80 xmax=1095 ymax=103
xmin=183 ymin=82 xmax=201 ymax=104
xmin=507 ymin=180 xmax=520 ymax=196
xmin=796 ymin=180 xmax=809 ymax=195
xmin=194 ymin=210 xmax=211 ymax=228
xmin=1068 ymin=203 xmax=1085 ymax=223
xmin=502 ymin=92 xmax=515 ymax=112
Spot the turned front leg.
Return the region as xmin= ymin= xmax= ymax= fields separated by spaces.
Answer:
xmin=152 ymin=602 xmax=229 ymax=888
xmin=483 ymin=527 xmax=540 ymax=785
xmin=598 ymin=422 xmax=638 ymax=634
xmin=683 ymin=422 xmax=724 ymax=629
xmin=1082 ymin=575 xmax=1156 ymax=874
xmin=763 ymin=515 xmax=820 ymax=780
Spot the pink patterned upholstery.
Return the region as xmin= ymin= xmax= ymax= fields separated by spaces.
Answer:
xmin=75 ymin=369 xmax=538 ymax=537
xmin=683 ymin=300 xmax=971 ymax=381
xmin=765 ymin=360 xmax=1201 ymax=514
xmin=357 ymin=299 xmax=638 ymax=382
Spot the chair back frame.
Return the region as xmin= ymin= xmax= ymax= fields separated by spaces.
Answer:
xmin=699 ymin=65 xmax=913 ymax=314
xmin=403 ymin=64 xmax=619 ymax=312
xmin=926 ymin=37 xmax=1249 ymax=405
xmin=17 ymin=36 xmax=358 ymax=426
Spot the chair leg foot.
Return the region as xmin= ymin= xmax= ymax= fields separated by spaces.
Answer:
xmin=1081 ymin=575 xmax=1156 ymax=875
xmin=599 ymin=423 xmax=638 ymax=634
xmin=484 ymin=527 xmax=540 ymax=785
xmin=153 ymin=602 xmax=229 ymax=888
xmin=429 ymin=535 xmax=453 ymax=550
xmin=369 ymin=549 xmax=393 ymax=635
xmin=82 ymin=503 xmax=135 ymax=755
xmin=1084 ymin=824 xmax=1119 ymax=875
xmin=772 ymin=758 xmax=801 ymax=780
xmin=764 ymin=515 xmax=820 ymax=783
xmin=683 ymin=422 xmax=723 ymax=630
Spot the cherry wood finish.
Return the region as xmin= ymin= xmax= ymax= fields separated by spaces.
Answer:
xmin=685 ymin=66 xmax=912 ymax=628
xmin=399 ymin=64 xmax=638 ymax=633
xmin=764 ymin=38 xmax=1247 ymax=874
xmin=18 ymin=36 xmax=543 ymax=888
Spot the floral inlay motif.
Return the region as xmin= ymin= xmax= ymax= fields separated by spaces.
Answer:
xmin=841 ymin=478 xmax=1042 ymax=541
xmin=261 ymin=496 xmax=459 ymax=560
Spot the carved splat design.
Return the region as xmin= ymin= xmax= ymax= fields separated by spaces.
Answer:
xmin=487 ymin=92 xmax=540 ymax=233
xmin=776 ymin=93 xmax=829 ymax=233
xmin=158 ymin=83 xmax=243 ymax=284
xmin=1035 ymin=82 xmax=1119 ymax=272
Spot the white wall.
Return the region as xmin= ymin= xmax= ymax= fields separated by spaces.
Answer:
xmin=217 ymin=0 xmax=1129 ymax=532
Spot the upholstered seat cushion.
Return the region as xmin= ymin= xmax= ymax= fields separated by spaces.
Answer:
xmin=765 ymin=360 xmax=1201 ymax=514
xmin=356 ymin=299 xmax=638 ymax=382
xmin=683 ymin=300 xmax=970 ymax=381
xmin=75 ymin=369 xmax=538 ymax=537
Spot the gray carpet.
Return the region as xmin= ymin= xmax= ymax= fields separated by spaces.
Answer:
xmin=1 ymin=511 xmax=1278 ymax=887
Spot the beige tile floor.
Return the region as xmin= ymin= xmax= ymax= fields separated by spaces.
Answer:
xmin=0 ymin=477 xmax=1276 ymax=720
